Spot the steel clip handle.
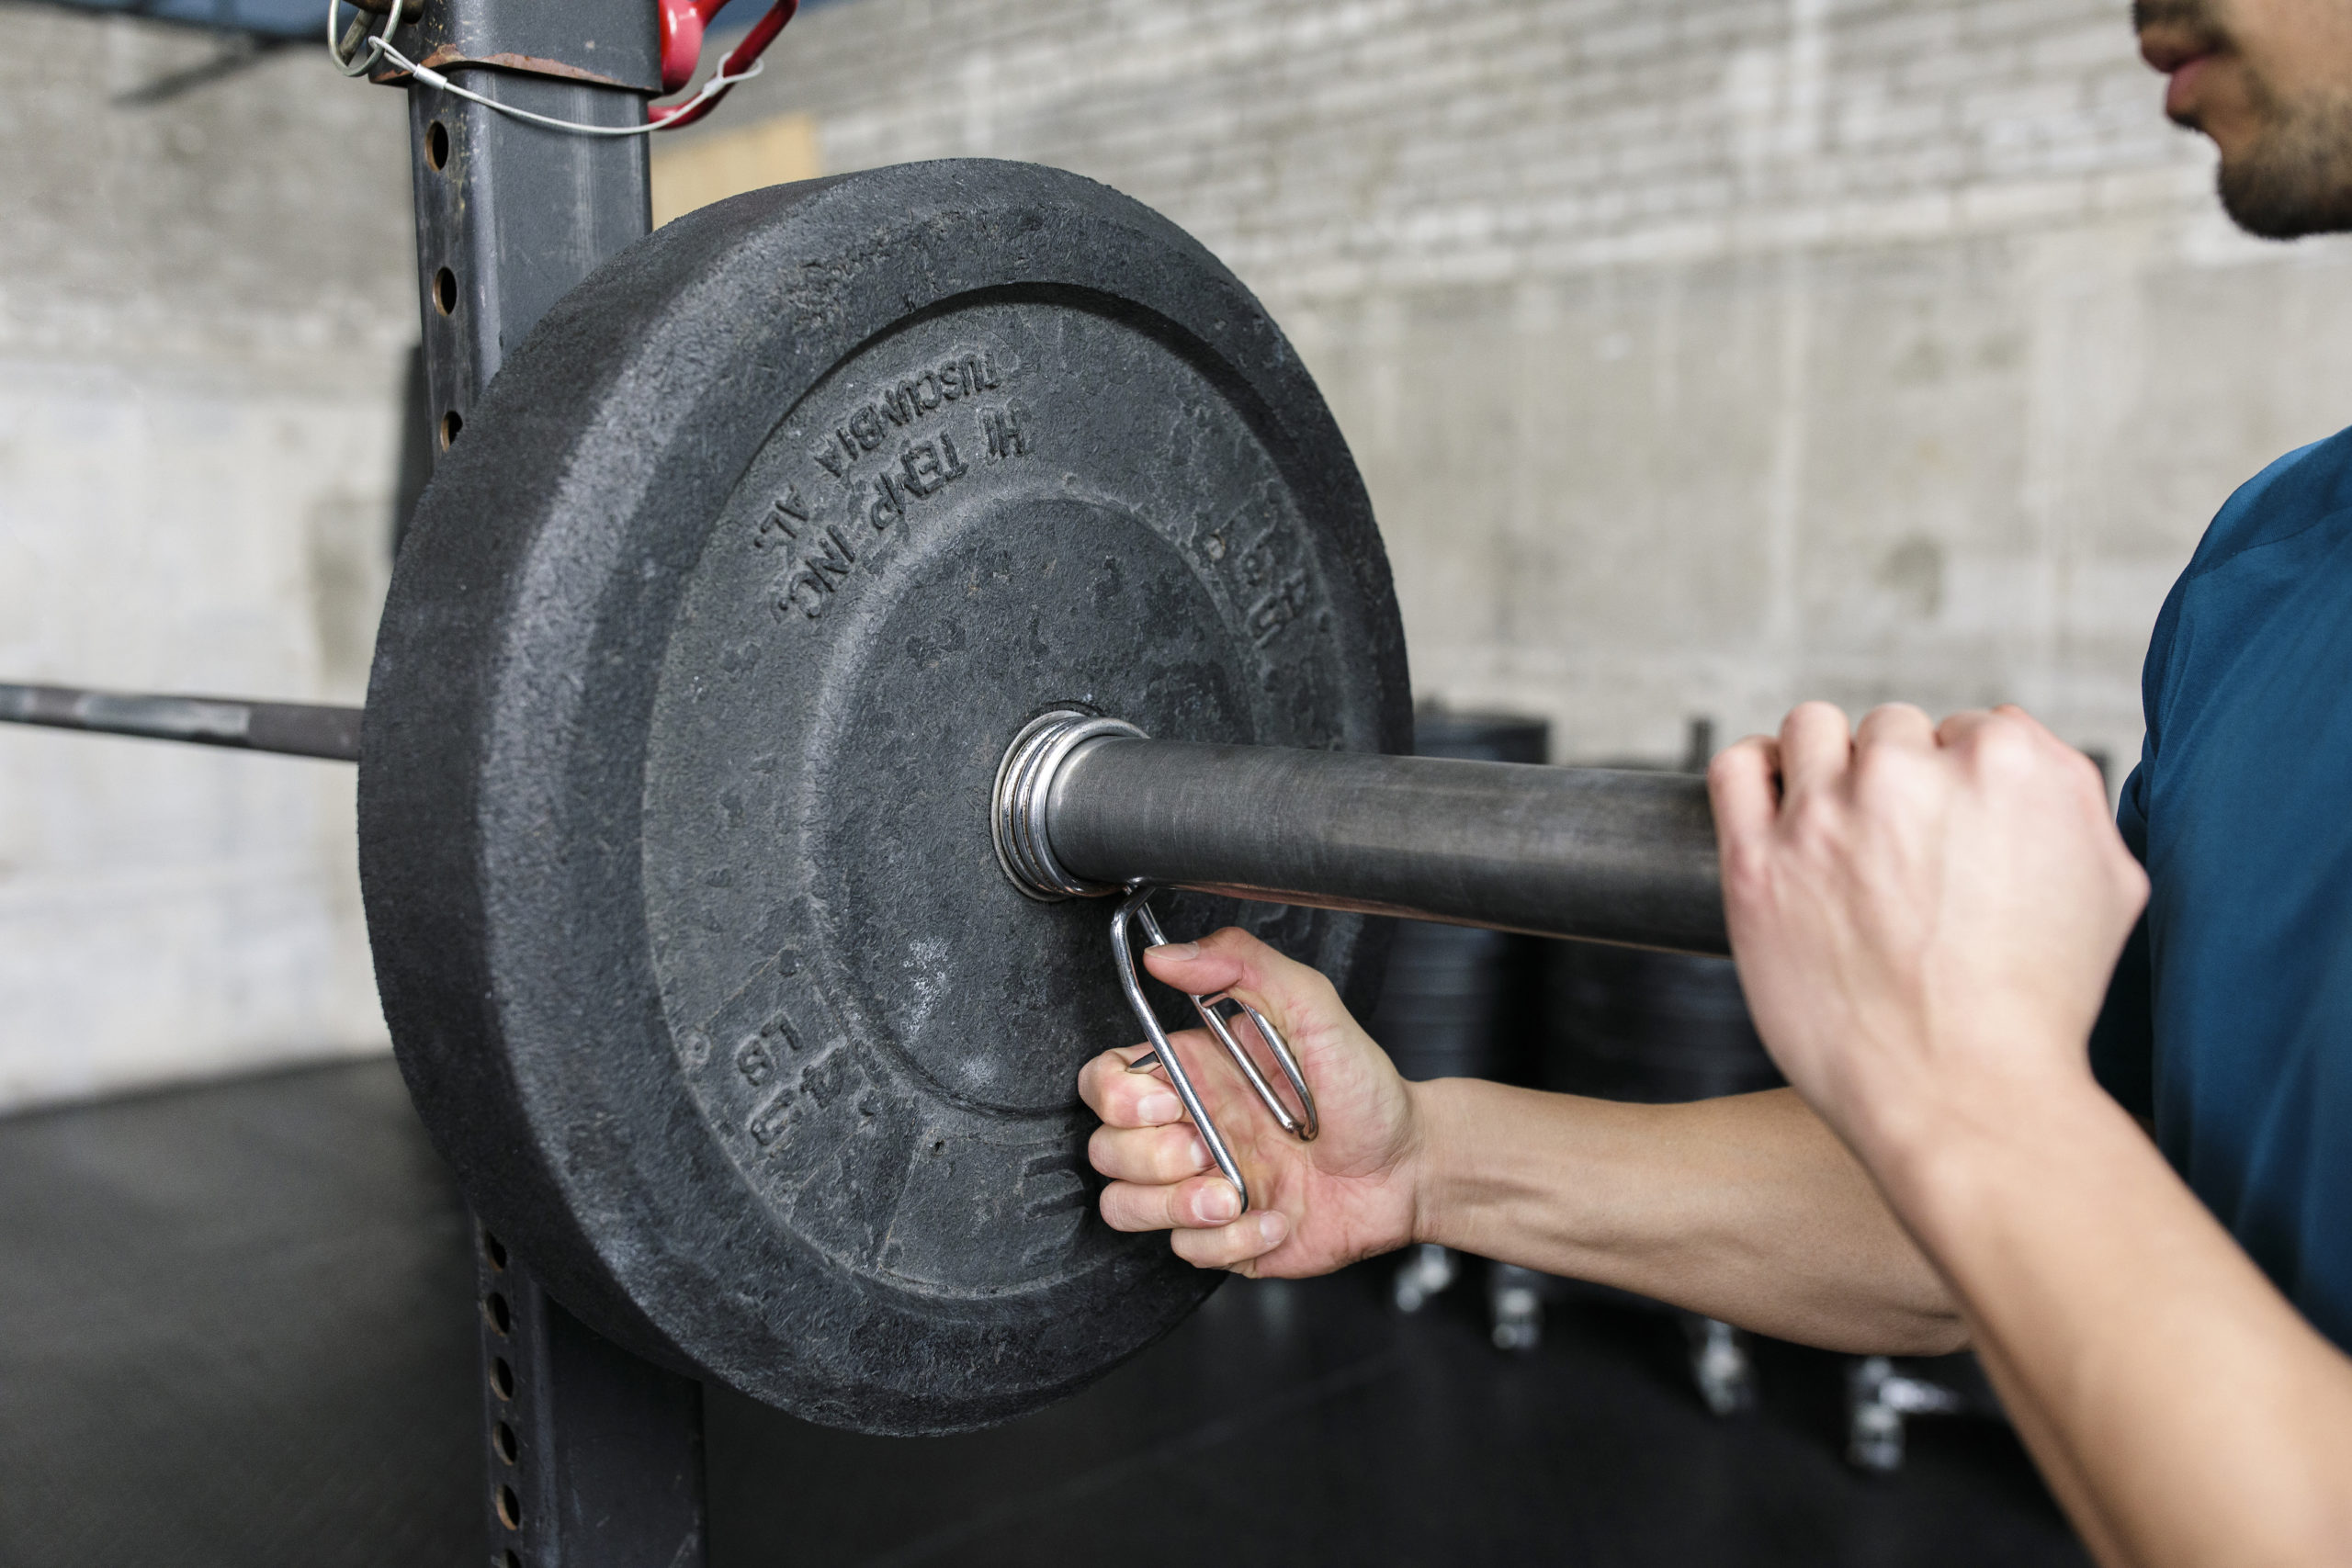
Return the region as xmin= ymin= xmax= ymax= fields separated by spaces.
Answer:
xmin=1108 ymin=886 xmax=1321 ymax=1214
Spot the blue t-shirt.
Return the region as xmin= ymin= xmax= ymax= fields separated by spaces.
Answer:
xmin=2092 ymin=425 xmax=2352 ymax=1350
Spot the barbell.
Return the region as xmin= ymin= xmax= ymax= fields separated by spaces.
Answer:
xmin=2 ymin=159 xmax=1723 ymax=1434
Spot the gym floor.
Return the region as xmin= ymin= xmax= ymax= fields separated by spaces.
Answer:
xmin=0 ymin=1060 xmax=2087 ymax=1567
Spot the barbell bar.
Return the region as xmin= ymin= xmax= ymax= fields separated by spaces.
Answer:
xmin=0 ymin=682 xmax=362 ymax=761
xmin=0 ymin=682 xmax=1724 ymax=953
xmin=995 ymin=709 xmax=1725 ymax=953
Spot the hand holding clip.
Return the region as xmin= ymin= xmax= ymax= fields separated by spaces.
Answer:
xmin=1080 ymin=919 xmax=1425 ymax=1278
xmin=1111 ymin=886 xmax=1319 ymax=1215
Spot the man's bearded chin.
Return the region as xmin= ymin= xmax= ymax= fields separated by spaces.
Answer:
xmin=2217 ymin=85 xmax=2352 ymax=239
xmin=2123 ymin=0 xmax=2352 ymax=237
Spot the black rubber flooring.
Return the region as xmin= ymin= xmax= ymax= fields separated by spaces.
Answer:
xmin=0 ymin=1059 xmax=2089 ymax=1567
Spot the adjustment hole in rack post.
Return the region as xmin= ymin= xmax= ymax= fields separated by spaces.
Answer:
xmin=485 ymin=1291 xmax=511 ymax=1335
xmin=434 ymin=267 xmax=458 ymax=315
xmin=493 ymin=1420 xmax=517 ymax=1463
xmin=496 ymin=1483 xmax=522 ymax=1529
xmin=425 ymin=119 xmax=448 ymax=170
xmin=500 ymin=1551 xmax=520 ymax=1568
xmin=490 ymin=1356 xmax=514 ymax=1399
xmin=440 ymin=410 xmax=463 ymax=449
xmin=482 ymin=1230 xmax=507 ymax=1270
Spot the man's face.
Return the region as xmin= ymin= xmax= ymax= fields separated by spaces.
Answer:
xmin=2137 ymin=0 xmax=2352 ymax=237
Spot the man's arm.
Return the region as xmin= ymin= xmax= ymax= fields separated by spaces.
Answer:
xmin=1711 ymin=702 xmax=2352 ymax=1568
xmin=1078 ymin=933 xmax=1963 ymax=1356
xmin=1413 ymin=1080 xmax=1963 ymax=1352
xmin=1905 ymin=1079 xmax=2352 ymax=1568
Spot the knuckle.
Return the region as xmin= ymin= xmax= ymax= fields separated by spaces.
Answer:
xmin=1850 ymin=743 xmax=1926 ymax=796
xmin=1129 ymin=1126 xmax=1205 ymax=1181
xmin=1169 ymin=1230 xmax=1223 ymax=1268
xmin=1096 ymin=1185 xmax=1154 ymax=1234
xmin=1706 ymin=741 xmax=1758 ymax=786
xmin=1088 ymin=1077 xmax=1142 ymax=1127
xmin=1080 ymin=1048 xmax=1154 ymax=1112
xmin=1170 ymin=1220 xmax=1253 ymax=1270
xmin=1971 ymin=720 xmax=2039 ymax=777
xmin=1201 ymin=926 xmax=1258 ymax=964
xmin=1785 ymin=700 xmax=1849 ymax=741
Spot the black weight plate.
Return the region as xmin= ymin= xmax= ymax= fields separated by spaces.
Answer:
xmin=360 ymin=161 xmax=1409 ymax=1434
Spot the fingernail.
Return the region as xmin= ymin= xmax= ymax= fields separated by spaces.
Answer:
xmin=1188 ymin=1134 xmax=1212 ymax=1170
xmin=1159 ymin=941 xmax=1201 ymax=960
xmin=1201 ymin=1184 xmax=1242 ymax=1224
xmin=1256 ymin=1212 xmax=1287 ymax=1247
xmin=1137 ymin=1092 xmax=1182 ymax=1124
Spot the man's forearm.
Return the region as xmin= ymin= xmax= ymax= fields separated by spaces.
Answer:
xmin=1882 ymin=1069 xmax=2352 ymax=1568
xmin=1408 ymin=1079 xmax=1965 ymax=1354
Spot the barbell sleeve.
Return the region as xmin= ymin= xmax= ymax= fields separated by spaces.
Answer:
xmin=0 ymin=682 xmax=363 ymax=762
xmin=1046 ymin=736 xmax=1728 ymax=955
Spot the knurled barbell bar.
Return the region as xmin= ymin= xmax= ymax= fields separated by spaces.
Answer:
xmin=0 ymin=159 xmax=1723 ymax=1435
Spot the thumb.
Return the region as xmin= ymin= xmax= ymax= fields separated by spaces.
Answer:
xmin=1142 ymin=935 xmax=1241 ymax=995
xmin=1144 ymin=926 xmax=1333 ymax=1022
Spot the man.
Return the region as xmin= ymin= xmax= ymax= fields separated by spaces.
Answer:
xmin=1077 ymin=4 xmax=2352 ymax=1562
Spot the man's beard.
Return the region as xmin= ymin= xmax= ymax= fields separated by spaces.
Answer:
xmin=2133 ymin=0 xmax=2352 ymax=238
xmin=2213 ymin=80 xmax=2352 ymax=239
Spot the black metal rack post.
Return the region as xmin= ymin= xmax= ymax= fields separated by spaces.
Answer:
xmin=370 ymin=5 xmax=709 ymax=1562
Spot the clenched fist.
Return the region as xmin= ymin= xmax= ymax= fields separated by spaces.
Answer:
xmin=1709 ymin=702 xmax=2148 ymax=1172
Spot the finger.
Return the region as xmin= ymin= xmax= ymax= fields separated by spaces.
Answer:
xmin=1932 ymin=707 xmax=2004 ymax=748
xmin=1853 ymin=702 xmax=1936 ymax=752
xmin=1981 ymin=705 xmax=2078 ymax=761
xmin=1077 ymin=1043 xmax=1193 ymax=1127
xmin=1143 ymin=925 xmax=1339 ymax=1027
xmin=1098 ymin=1172 xmax=1245 ymax=1234
xmin=1939 ymin=706 xmax=2109 ymax=803
xmin=1777 ymin=701 xmax=1855 ymax=801
xmin=1138 ymin=926 xmax=1261 ymax=996
xmin=1708 ymin=734 xmax=1783 ymax=854
xmin=1935 ymin=705 xmax=2057 ymax=776
xmin=1170 ymin=1210 xmax=1290 ymax=1271
xmin=1087 ymin=1122 xmax=1213 ymax=1185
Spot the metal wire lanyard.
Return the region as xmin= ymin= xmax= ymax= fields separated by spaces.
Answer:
xmin=328 ymin=0 xmax=795 ymax=134
xmin=1108 ymin=885 xmax=1317 ymax=1213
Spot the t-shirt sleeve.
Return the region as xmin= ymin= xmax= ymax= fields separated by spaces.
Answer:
xmin=2089 ymin=759 xmax=2154 ymax=1120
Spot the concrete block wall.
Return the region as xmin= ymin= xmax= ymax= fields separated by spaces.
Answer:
xmin=702 ymin=0 xmax=2352 ymax=769
xmin=0 ymin=8 xmax=413 ymax=1109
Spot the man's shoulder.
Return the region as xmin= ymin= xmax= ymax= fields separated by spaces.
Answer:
xmin=2141 ymin=424 xmax=2352 ymax=743
xmin=2183 ymin=424 xmax=2352 ymax=584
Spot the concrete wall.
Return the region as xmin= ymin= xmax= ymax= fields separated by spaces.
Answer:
xmin=0 ymin=6 xmax=413 ymax=1109
xmin=691 ymin=0 xmax=2352 ymax=771
xmin=11 ymin=0 xmax=2352 ymax=1108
